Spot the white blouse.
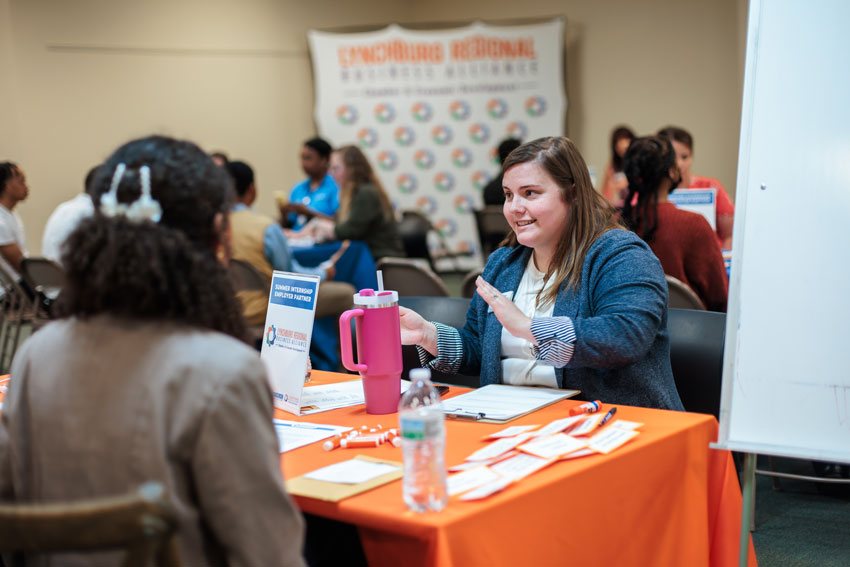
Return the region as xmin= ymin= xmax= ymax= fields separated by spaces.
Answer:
xmin=501 ymin=255 xmax=558 ymax=388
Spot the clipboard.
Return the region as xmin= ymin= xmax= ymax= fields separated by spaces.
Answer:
xmin=443 ymin=384 xmax=580 ymax=423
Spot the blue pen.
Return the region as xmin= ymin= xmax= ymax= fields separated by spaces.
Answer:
xmin=599 ymin=407 xmax=617 ymax=426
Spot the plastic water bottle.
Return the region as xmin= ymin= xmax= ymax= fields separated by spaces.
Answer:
xmin=399 ymin=368 xmax=448 ymax=512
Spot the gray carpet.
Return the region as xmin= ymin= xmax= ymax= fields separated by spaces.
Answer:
xmin=751 ymin=456 xmax=850 ymax=566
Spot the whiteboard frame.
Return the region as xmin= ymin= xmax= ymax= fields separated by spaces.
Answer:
xmin=715 ymin=0 xmax=850 ymax=464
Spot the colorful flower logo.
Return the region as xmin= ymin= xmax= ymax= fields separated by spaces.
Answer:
xmin=488 ymin=146 xmax=501 ymax=165
xmin=431 ymin=124 xmax=453 ymax=145
xmin=376 ymin=150 xmax=398 ymax=171
xmin=453 ymin=194 xmax=476 ymax=214
xmin=486 ymin=97 xmax=509 ymax=119
xmin=336 ymin=105 xmax=358 ymax=125
xmin=433 ymin=171 xmax=456 ymax=192
xmin=506 ymin=121 xmax=528 ymax=140
xmin=449 ymin=99 xmax=471 ymax=121
xmin=433 ymin=218 xmax=458 ymax=237
xmin=396 ymin=173 xmax=418 ymax=194
xmin=265 ymin=325 xmax=276 ymax=347
xmin=524 ymin=96 xmax=547 ymax=117
xmin=415 ymin=195 xmax=438 ymax=215
xmin=469 ymin=122 xmax=491 ymax=144
xmin=451 ymin=147 xmax=473 ymax=168
xmin=471 ymin=170 xmax=493 ymax=190
xmin=356 ymin=127 xmax=378 ymax=148
xmin=394 ymin=126 xmax=415 ymax=146
xmin=374 ymin=102 xmax=396 ymax=124
xmin=413 ymin=148 xmax=435 ymax=169
xmin=456 ymin=240 xmax=476 ymax=255
xmin=411 ymin=101 xmax=433 ymax=122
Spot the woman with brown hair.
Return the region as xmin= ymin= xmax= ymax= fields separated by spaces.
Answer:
xmin=599 ymin=125 xmax=635 ymax=206
xmin=305 ymin=145 xmax=403 ymax=261
xmin=400 ymin=137 xmax=683 ymax=410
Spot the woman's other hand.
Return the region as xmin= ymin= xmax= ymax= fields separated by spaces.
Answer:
xmin=399 ymin=306 xmax=438 ymax=356
xmin=475 ymin=276 xmax=535 ymax=344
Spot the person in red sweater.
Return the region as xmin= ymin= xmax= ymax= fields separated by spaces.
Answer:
xmin=621 ymin=136 xmax=728 ymax=312
xmin=657 ymin=126 xmax=734 ymax=250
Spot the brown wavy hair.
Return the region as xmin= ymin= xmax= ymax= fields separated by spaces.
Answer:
xmin=334 ymin=145 xmax=394 ymax=223
xmin=501 ymin=137 xmax=623 ymax=306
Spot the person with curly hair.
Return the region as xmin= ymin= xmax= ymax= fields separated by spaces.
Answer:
xmin=622 ymin=135 xmax=728 ymax=312
xmin=0 ymin=136 xmax=306 ymax=566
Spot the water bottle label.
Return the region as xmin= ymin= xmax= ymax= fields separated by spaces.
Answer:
xmin=400 ymin=415 xmax=442 ymax=440
xmin=400 ymin=416 xmax=426 ymax=440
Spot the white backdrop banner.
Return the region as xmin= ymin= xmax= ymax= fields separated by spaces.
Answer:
xmin=308 ymin=19 xmax=566 ymax=270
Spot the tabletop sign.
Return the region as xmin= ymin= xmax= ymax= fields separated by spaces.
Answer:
xmin=668 ymin=188 xmax=717 ymax=229
xmin=260 ymin=271 xmax=320 ymax=415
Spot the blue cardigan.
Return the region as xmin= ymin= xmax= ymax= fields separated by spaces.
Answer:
xmin=445 ymin=229 xmax=683 ymax=410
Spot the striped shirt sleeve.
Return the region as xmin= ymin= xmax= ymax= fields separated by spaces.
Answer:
xmin=530 ymin=316 xmax=576 ymax=367
xmin=415 ymin=322 xmax=463 ymax=374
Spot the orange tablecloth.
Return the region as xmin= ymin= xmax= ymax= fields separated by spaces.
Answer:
xmin=279 ymin=371 xmax=757 ymax=567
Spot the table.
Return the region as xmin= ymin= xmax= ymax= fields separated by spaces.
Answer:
xmin=279 ymin=371 xmax=758 ymax=567
xmin=291 ymin=241 xmax=377 ymax=371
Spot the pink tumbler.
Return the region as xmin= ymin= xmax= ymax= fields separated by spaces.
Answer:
xmin=338 ymin=289 xmax=403 ymax=414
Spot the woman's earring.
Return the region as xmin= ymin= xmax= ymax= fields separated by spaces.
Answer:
xmin=216 ymin=245 xmax=227 ymax=264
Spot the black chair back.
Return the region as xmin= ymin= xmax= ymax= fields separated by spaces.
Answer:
xmin=376 ymin=258 xmax=449 ymax=297
xmin=398 ymin=211 xmax=433 ymax=268
xmin=473 ymin=206 xmax=510 ymax=257
xmin=667 ymin=308 xmax=726 ymax=418
xmin=398 ymin=296 xmax=478 ymax=388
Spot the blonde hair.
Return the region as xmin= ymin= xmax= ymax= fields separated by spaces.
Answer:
xmin=502 ymin=137 xmax=624 ymax=306
xmin=335 ymin=146 xmax=394 ymax=223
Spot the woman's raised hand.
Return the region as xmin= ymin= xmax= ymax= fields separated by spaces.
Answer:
xmin=475 ymin=276 xmax=535 ymax=344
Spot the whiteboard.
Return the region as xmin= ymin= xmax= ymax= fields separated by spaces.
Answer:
xmin=717 ymin=0 xmax=850 ymax=463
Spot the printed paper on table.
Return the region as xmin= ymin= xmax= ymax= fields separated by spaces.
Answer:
xmin=260 ymin=271 xmax=320 ymax=415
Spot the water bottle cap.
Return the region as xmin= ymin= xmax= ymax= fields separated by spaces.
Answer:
xmin=409 ymin=368 xmax=432 ymax=382
xmin=353 ymin=289 xmax=398 ymax=307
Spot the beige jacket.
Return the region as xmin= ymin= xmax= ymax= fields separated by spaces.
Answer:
xmin=0 ymin=316 xmax=306 ymax=567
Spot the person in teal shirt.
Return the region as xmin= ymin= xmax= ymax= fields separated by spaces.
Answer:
xmin=283 ymin=137 xmax=339 ymax=230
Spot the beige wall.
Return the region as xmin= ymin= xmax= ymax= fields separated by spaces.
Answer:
xmin=2 ymin=0 xmax=747 ymax=253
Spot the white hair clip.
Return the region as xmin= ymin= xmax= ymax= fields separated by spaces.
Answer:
xmin=99 ymin=162 xmax=127 ymax=217
xmin=126 ymin=165 xmax=162 ymax=223
xmin=99 ymin=162 xmax=162 ymax=223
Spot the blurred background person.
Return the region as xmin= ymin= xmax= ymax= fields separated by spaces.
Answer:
xmin=622 ymin=135 xmax=728 ymax=312
xmin=41 ymin=165 xmax=98 ymax=264
xmin=599 ymin=125 xmax=635 ymax=207
xmin=658 ymin=126 xmax=734 ymax=249
xmin=210 ymin=151 xmax=229 ymax=167
xmin=226 ymin=159 xmax=352 ymax=328
xmin=0 ymin=161 xmax=30 ymax=281
xmin=482 ymin=138 xmax=523 ymax=206
xmin=304 ymin=145 xmax=404 ymax=262
xmin=0 ymin=136 xmax=306 ymax=567
xmin=282 ymin=137 xmax=339 ymax=230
